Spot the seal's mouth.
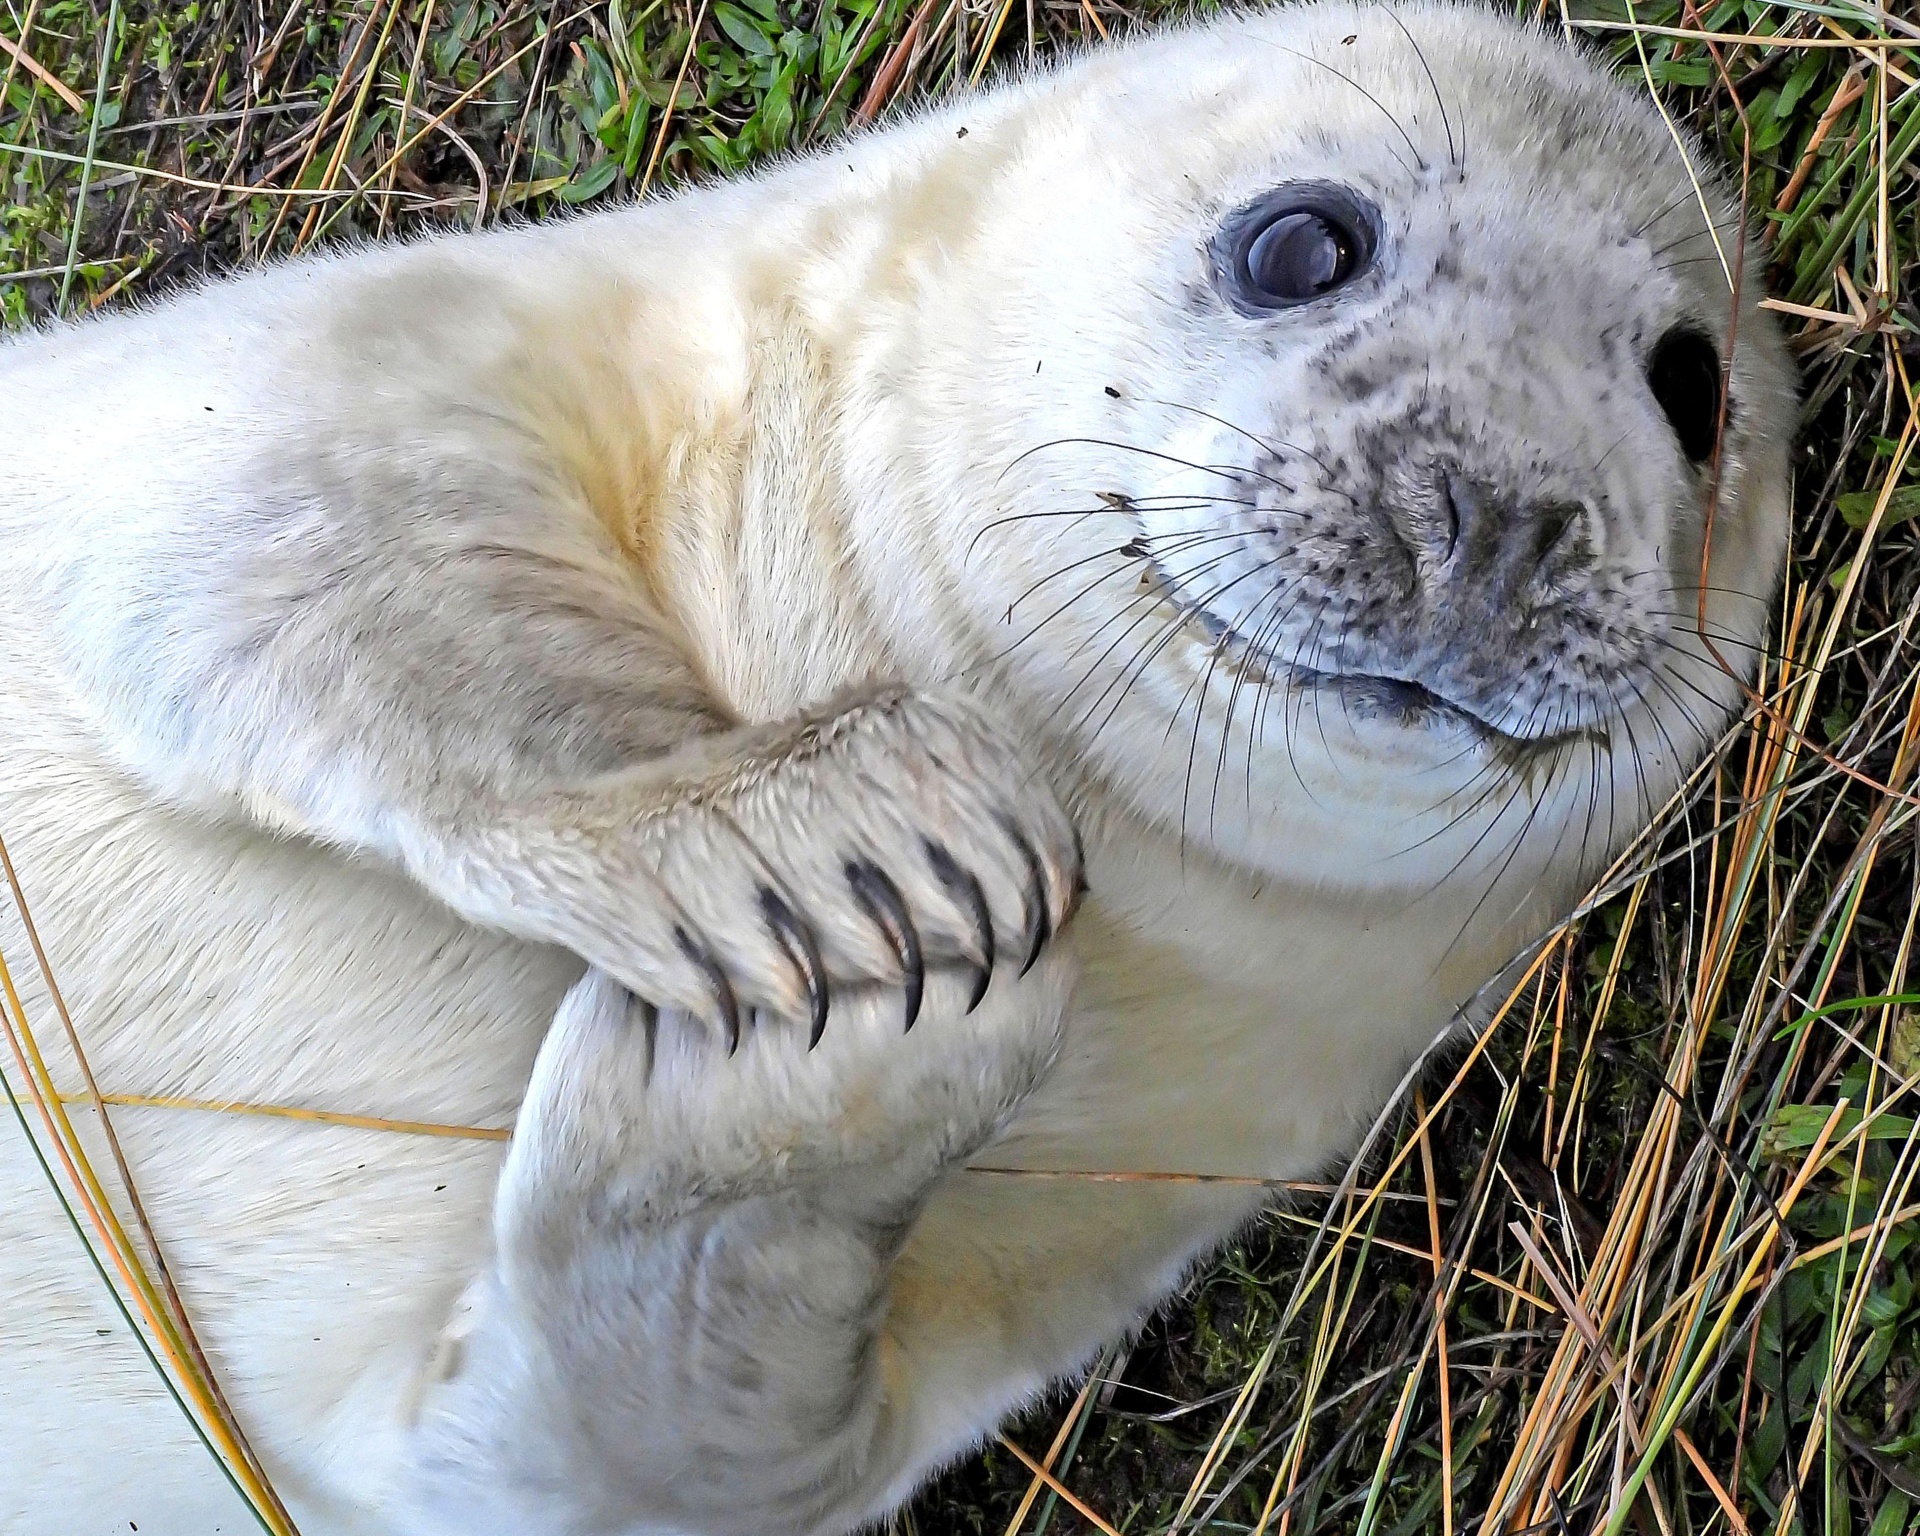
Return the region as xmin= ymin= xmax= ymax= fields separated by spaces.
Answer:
xmin=1143 ymin=556 xmax=1597 ymax=758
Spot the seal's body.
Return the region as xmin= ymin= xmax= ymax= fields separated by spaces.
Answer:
xmin=0 ymin=5 xmax=1791 ymax=1531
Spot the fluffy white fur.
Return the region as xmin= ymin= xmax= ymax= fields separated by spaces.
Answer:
xmin=0 ymin=3 xmax=1793 ymax=1531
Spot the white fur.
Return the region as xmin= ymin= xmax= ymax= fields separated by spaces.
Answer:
xmin=0 ymin=4 xmax=1792 ymax=1531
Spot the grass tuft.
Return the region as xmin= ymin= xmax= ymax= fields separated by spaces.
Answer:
xmin=4 ymin=0 xmax=1917 ymax=1530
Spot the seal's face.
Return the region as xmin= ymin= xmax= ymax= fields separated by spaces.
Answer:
xmin=1183 ymin=175 xmax=1732 ymax=753
xmin=932 ymin=1 xmax=1794 ymax=914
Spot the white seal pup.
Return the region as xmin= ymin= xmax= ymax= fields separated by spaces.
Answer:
xmin=0 ymin=2 xmax=1793 ymax=1531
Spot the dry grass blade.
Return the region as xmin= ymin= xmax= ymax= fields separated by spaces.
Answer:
xmin=0 ymin=843 xmax=299 ymax=1532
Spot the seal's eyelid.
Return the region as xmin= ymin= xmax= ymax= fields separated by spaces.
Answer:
xmin=1208 ymin=181 xmax=1382 ymax=317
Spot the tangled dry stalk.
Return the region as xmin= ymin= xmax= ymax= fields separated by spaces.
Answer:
xmin=2 ymin=0 xmax=1916 ymax=1530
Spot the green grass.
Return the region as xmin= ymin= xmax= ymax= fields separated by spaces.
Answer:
xmin=4 ymin=0 xmax=1918 ymax=1531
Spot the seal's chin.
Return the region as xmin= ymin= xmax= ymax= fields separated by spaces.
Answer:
xmin=1144 ymin=557 xmax=1599 ymax=760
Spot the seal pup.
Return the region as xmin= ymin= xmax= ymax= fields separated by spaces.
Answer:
xmin=0 ymin=2 xmax=1792 ymax=1530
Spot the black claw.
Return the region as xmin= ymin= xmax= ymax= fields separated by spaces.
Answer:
xmin=1004 ymin=822 xmax=1051 ymax=977
xmin=926 ymin=839 xmax=994 ymax=1012
xmin=629 ymin=994 xmax=661 ymax=1085
xmin=759 ymin=886 xmax=830 ymax=1049
xmin=623 ymin=991 xmax=660 ymax=1034
xmin=963 ymin=963 xmax=990 ymax=1013
xmin=675 ymin=925 xmax=740 ymax=1055
xmin=846 ymin=860 xmax=924 ymax=1030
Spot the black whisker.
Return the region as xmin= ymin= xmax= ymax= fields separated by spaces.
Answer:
xmin=998 ymin=436 xmax=1274 ymax=491
xmin=1077 ymin=559 xmax=1288 ymax=787
xmin=1052 ymin=545 xmax=1264 ymax=732
xmin=1382 ymin=5 xmax=1456 ymax=168
xmin=1137 ymin=397 xmax=1351 ymax=493
xmin=1633 ymin=185 xmax=1705 ymax=240
xmin=1647 ymin=217 xmax=1744 ymax=262
xmin=1179 ymin=574 xmax=1292 ymax=846
xmin=1195 ymin=579 xmax=1298 ymax=839
xmin=1257 ymin=41 xmax=1426 ymax=177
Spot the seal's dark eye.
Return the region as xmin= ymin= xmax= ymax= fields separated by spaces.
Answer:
xmin=1647 ymin=326 xmax=1723 ymax=464
xmin=1246 ymin=213 xmax=1359 ymax=302
xmin=1212 ymin=183 xmax=1380 ymax=315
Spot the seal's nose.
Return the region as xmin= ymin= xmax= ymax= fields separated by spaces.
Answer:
xmin=1400 ymin=467 xmax=1584 ymax=616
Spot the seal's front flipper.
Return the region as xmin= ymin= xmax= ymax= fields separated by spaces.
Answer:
xmin=404 ymin=685 xmax=1081 ymax=1046
xmin=396 ymin=957 xmax=1073 ymax=1536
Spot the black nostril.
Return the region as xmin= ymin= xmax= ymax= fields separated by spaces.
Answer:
xmin=1415 ymin=471 xmax=1587 ymax=602
xmin=1533 ymin=501 xmax=1582 ymax=568
xmin=1437 ymin=469 xmax=1474 ymax=563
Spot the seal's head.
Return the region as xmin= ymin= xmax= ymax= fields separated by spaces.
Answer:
xmin=891 ymin=0 xmax=1793 ymax=919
